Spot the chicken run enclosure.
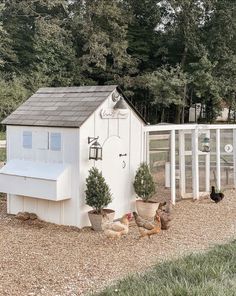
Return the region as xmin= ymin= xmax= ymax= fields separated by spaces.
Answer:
xmin=145 ymin=124 xmax=236 ymax=204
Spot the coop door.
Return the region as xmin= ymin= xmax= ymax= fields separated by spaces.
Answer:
xmin=101 ymin=137 xmax=129 ymax=219
xmin=179 ymin=130 xmax=210 ymax=198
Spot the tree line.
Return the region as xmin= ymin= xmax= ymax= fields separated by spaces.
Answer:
xmin=0 ymin=0 xmax=236 ymax=124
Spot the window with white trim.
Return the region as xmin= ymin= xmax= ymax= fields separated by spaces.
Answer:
xmin=23 ymin=131 xmax=32 ymax=149
xmin=50 ymin=133 xmax=61 ymax=151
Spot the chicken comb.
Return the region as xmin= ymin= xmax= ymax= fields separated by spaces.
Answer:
xmin=127 ymin=212 xmax=132 ymax=220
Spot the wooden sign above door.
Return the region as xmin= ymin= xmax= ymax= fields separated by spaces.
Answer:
xmin=100 ymin=108 xmax=128 ymax=119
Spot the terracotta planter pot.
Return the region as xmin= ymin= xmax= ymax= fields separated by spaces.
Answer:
xmin=88 ymin=209 xmax=115 ymax=231
xmin=136 ymin=200 xmax=159 ymax=219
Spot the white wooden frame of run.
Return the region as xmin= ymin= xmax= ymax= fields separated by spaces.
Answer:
xmin=144 ymin=124 xmax=236 ymax=205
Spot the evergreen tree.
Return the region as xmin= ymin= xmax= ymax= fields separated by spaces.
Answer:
xmin=73 ymin=0 xmax=136 ymax=86
xmin=204 ymin=0 xmax=236 ymax=120
xmin=189 ymin=55 xmax=221 ymax=122
xmin=85 ymin=167 xmax=112 ymax=214
xmin=0 ymin=3 xmax=17 ymax=72
xmin=0 ymin=76 xmax=29 ymax=124
xmin=126 ymin=0 xmax=161 ymax=71
xmin=133 ymin=163 xmax=156 ymax=202
xmin=147 ymin=65 xmax=188 ymax=123
xmin=1 ymin=0 xmax=76 ymax=88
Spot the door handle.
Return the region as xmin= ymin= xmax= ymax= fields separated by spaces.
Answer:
xmin=119 ymin=153 xmax=127 ymax=157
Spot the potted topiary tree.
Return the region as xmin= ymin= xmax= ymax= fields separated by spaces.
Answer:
xmin=85 ymin=167 xmax=114 ymax=231
xmin=133 ymin=162 xmax=158 ymax=218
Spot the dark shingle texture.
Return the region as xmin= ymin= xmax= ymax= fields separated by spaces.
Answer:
xmin=2 ymin=85 xmax=117 ymax=128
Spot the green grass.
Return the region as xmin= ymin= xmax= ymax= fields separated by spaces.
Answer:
xmin=94 ymin=241 xmax=236 ymax=296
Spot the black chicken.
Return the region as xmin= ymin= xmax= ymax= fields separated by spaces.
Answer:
xmin=210 ymin=186 xmax=224 ymax=203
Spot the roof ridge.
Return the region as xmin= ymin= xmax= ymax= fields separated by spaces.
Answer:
xmin=37 ymin=85 xmax=118 ymax=93
xmin=36 ymin=90 xmax=115 ymax=94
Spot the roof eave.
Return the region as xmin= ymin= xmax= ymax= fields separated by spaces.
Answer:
xmin=2 ymin=123 xmax=80 ymax=128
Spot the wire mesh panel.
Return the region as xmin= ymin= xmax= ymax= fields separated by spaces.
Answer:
xmin=199 ymin=154 xmax=206 ymax=192
xmin=149 ymin=131 xmax=171 ymax=201
xmin=175 ymin=131 xmax=180 ymax=196
xmin=220 ymin=129 xmax=234 ymax=189
xmin=184 ymin=132 xmax=193 ymax=194
xmin=210 ymin=130 xmax=217 ymax=188
xmin=197 ymin=130 xmax=210 ymax=193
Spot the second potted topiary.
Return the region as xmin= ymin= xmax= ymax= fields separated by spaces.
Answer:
xmin=85 ymin=167 xmax=114 ymax=231
xmin=133 ymin=162 xmax=158 ymax=219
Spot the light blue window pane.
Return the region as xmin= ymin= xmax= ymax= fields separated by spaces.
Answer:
xmin=23 ymin=131 xmax=32 ymax=149
xmin=50 ymin=133 xmax=61 ymax=151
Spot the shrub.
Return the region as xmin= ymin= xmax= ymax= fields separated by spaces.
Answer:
xmin=85 ymin=167 xmax=112 ymax=214
xmin=133 ymin=163 xmax=156 ymax=202
xmin=0 ymin=77 xmax=30 ymax=130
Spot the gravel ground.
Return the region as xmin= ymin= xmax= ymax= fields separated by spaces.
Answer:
xmin=0 ymin=191 xmax=236 ymax=296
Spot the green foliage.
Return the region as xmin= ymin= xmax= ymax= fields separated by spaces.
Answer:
xmin=1 ymin=0 xmax=76 ymax=86
xmin=147 ymin=65 xmax=188 ymax=107
xmin=0 ymin=148 xmax=6 ymax=162
xmin=189 ymin=55 xmax=221 ymax=122
xmin=85 ymin=167 xmax=112 ymax=214
xmin=0 ymin=23 xmax=16 ymax=69
xmin=133 ymin=163 xmax=155 ymax=202
xmin=0 ymin=132 xmax=5 ymax=140
xmin=0 ymin=0 xmax=236 ymax=124
xmin=0 ymin=76 xmax=29 ymax=124
xmin=73 ymin=0 xmax=136 ymax=86
xmin=126 ymin=0 xmax=161 ymax=70
xmin=147 ymin=65 xmax=188 ymax=122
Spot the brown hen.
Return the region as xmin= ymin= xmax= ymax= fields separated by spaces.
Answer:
xmin=133 ymin=211 xmax=161 ymax=239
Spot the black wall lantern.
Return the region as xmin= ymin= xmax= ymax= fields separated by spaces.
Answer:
xmin=88 ymin=137 xmax=102 ymax=160
xmin=201 ymin=137 xmax=210 ymax=152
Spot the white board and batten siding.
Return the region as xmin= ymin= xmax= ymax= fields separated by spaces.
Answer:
xmin=79 ymin=93 xmax=144 ymax=226
xmin=6 ymin=125 xmax=80 ymax=226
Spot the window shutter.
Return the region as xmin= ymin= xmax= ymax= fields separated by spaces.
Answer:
xmin=50 ymin=133 xmax=61 ymax=151
xmin=23 ymin=131 xmax=32 ymax=149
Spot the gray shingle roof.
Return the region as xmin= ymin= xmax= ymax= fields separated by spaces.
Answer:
xmin=2 ymin=85 xmax=118 ymax=128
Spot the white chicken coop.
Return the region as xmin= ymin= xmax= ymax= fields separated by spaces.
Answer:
xmin=0 ymin=86 xmax=145 ymax=227
xmin=0 ymin=84 xmax=236 ymax=227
